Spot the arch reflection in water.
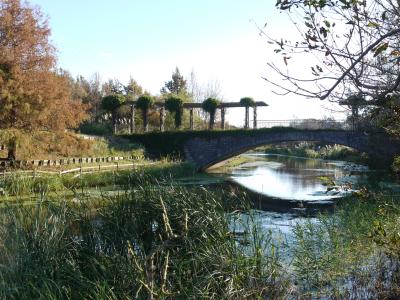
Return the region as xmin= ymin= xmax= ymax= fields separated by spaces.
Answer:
xmin=230 ymin=154 xmax=357 ymax=201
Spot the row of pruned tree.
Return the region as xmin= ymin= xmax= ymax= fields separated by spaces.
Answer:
xmin=74 ymin=66 xmax=227 ymax=133
xmin=101 ymin=93 xmax=223 ymax=132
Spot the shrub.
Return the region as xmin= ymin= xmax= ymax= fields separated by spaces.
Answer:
xmin=79 ymin=122 xmax=112 ymax=136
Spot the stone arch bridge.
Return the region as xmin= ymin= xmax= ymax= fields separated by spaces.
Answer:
xmin=183 ymin=130 xmax=400 ymax=171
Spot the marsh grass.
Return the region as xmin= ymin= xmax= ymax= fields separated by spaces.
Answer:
xmin=2 ymin=165 xmax=400 ymax=298
xmin=0 ymin=177 xmax=289 ymax=299
xmin=291 ymin=194 xmax=400 ymax=298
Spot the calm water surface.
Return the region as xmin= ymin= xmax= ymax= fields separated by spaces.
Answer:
xmin=229 ymin=154 xmax=362 ymax=201
xmin=211 ymin=153 xmax=398 ymax=255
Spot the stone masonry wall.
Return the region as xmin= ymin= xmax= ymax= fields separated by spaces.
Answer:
xmin=184 ymin=130 xmax=400 ymax=171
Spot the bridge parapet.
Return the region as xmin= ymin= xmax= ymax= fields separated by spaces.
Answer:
xmin=253 ymin=119 xmax=379 ymax=132
xmin=255 ymin=119 xmax=348 ymax=130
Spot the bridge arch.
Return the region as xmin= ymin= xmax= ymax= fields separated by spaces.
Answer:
xmin=183 ymin=130 xmax=398 ymax=171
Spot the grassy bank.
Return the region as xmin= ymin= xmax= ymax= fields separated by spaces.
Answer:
xmin=0 ymin=130 xmax=145 ymax=161
xmin=0 ymin=161 xmax=196 ymax=197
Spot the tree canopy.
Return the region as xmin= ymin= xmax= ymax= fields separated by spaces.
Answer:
xmin=161 ymin=67 xmax=188 ymax=95
xmin=101 ymin=94 xmax=126 ymax=113
xmin=124 ymin=77 xmax=144 ymax=100
xmin=136 ymin=95 xmax=154 ymax=111
xmin=264 ymin=0 xmax=400 ymax=104
xmin=0 ymin=0 xmax=88 ymax=131
xmin=240 ymin=97 xmax=255 ymax=107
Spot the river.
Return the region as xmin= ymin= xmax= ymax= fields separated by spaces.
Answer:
xmin=209 ymin=153 xmax=400 ymax=261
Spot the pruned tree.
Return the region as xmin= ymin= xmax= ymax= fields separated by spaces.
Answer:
xmin=263 ymin=0 xmax=400 ymax=104
xmin=240 ymin=97 xmax=255 ymax=129
xmin=136 ymin=95 xmax=154 ymax=132
xmin=101 ymin=94 xmax=126 ymax=134
xmin=202 ymin=98 xmax=220 ymax=130
xmin=165 ymin=96 xmax=184 ymax=129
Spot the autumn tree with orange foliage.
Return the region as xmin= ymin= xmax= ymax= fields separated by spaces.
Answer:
xmin=0 ymin=0 xmax=88 ymax=158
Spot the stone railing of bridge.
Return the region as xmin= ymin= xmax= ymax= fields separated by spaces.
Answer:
xmin=255 ymin=119 xmax=348 ymax=130
xmin=253 ymin=119 xmax=379 ymax=131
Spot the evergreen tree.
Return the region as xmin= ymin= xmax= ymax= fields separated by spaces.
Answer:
xmin=161 ymin=67 xmax=187 ymax=95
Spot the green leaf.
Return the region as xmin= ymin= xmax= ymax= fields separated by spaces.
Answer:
xmin=323 ymin=20 xmax=331 ymax=28
xmin=367 ymin=22 xmax=380 ymax=28
xmin=373 ymin=42 xmax=389 ymax=57
xmin=305 ymin=22 xmax=314 ymax=29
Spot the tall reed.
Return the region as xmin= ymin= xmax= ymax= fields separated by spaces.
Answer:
xmin=0 ymin=177 xmax=288 ymax=299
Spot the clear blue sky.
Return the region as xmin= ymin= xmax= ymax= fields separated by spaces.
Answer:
xmin=29 ymin=0 xmax=345 ymax=124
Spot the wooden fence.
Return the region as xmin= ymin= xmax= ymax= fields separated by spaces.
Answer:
xmin=0 ymin=162 xmax=152 ymax=178
xmin=0 ymin=155 xmax=141 ymax=168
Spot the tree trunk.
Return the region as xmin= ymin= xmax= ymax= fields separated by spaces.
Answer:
xmin=7 ymin=138 xmax=17 ymax=160
xmin=159 ymin=107 xmax=165 ymax=132
xmin=245 ymin=106 xmax=249 ymax=129
xmin=112 ymin=112 xmax=117 ymax=134
xmin=175 ymin=108 xmax=183 ymax=129
xmin=189 ymin=109 xmax=194 ymax=130
xmin=253 ymin=106 xmax=257 ymax=129
xmin=130 ymin=105 xmax=135 ymax=134
xmin=209 ymin=112 xmax=215 ymax=130
xmin=221 ymin=108 xmax=226 ymax=129
xmin=143 ymin=109 xmax=148 ymax=132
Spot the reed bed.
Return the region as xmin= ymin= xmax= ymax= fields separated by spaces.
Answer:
xmin=0 ymin=169 xmax=400 ymax=298
xmin=0 ymin=177 xmax=289 ymax=299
